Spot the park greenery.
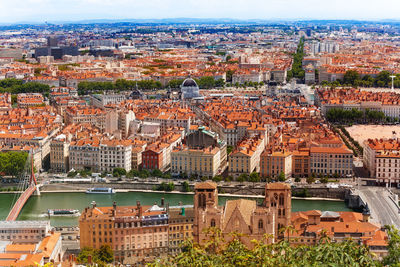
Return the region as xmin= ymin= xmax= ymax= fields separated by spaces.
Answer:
xmin=0 ymin=78 xmax=50 ymax=94
xmin=77 ymin=245 xmax=114 ymax=266
xmin=326 ymin=108 xmax=386 ymax=124
xmin=77 ymin=76 xmax=227 ymax=95
xmin=287 ymin=37 xmax=305 ymax=81
xmin=150 ymin=227 xmax=387 ymax=267
xmin=0 ymin=151 xmax=28 ymax=177
xmin=321 ymin=70 xmax=400 ymax=88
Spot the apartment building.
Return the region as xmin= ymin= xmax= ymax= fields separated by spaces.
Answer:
xmin=142 ymin=143 xmax=168 ymax=171
xmin=99 ymin=139 xmax=132 ymax=173
xmin=168 ymin=206 xmax=194 ymax=255
xmin=91 ymin=93 xmax=126 ymax=108
xmin=171 ymin=127 xmax=227 ymax=178
xmin=363 ymin=138 xmax=400 ymax=185
xmin=260 ymin=150 xmax=292 ymax=179
xmin=118 ymin=110 xmax=136 ymax=138
xmin=310 ymin=146 xmax=353 ymax=177
xmin=291 ymin=150 xmax=310 ymax=177
xmin=65 ymin=106 xmax=106 ymax=130
xmin=50 ymin=134 xmax=70 ymax=172
xmin=0 ymin=93 xmax=12 ymax=111
xmin=289 ymin=210 xmax=387 ymax=258
xmin=316 ymin=88 xmax=400 ymax=118
xmin=0 ymin=221 xmax=63 ymax=266
xmin=69 ymin=137 xmax=100 ymax=171
xmin=53 ymin=98 xmax=86 ymax=116
xmin=69 ymin=137 xmax=133 ymax=172
xmin=142 ymin=131 xmax=183 ymax=172
xmin=143 ymin=112 xmax=192 ymax=135
xmin=229 ymin=134 xmax=266 ymax=177
xmin=17 ymin=93 xmax=44 ymax=108
xmin=79 ymin=201 xmax=169 ymax=265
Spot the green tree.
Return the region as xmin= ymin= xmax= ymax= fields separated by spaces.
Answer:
xmin=320 ymin=177 xmax=329 ymax=184
xmin=181 ymin=181 xmax=190 ymax=192
xmin=77 ymin=247 xmax=98 ymax=264
xmin=277 ymin=171 xmax=286 ymax=182
xmin=97 ymin=244 xmax=114 ymax=263
xmin=149 ymin=227 xmax=378 ymax=266
xmin=127 ymin=169 xmax=140 ymax=178
xmin=249 ymin=172 xmax=260 ymax=184
xmin=151 ymin=169 xmax=163 ymax=177
xmin=112 ymin=168 xmax=126 ymax=177
xmin=383 ymin=225 xmax=400 ymax=266
xmin=306 ymin=176 xmax=316 ymax=184
xmin=343 ymin=70 xmax=360 ymax=86
xmin=212 ymin=175 xmax=223 ymax=183
xmin=0 ymin=152 xmax=28 ymax=177
xmin=237 ymin=173 xmax=249 ymax=183
xmin=139 ymin=169 xmax=150 ymax=178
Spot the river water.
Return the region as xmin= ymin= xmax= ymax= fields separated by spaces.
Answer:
xmin=0 ymin=192 xmax=350 ymax=226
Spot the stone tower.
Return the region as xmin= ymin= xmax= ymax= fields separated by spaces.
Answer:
xmin=193 ymin=182 xmax=219 ymax=243
xmin=264 ymin=182 xmax=291 ymax=239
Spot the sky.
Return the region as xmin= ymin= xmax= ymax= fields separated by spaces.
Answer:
xmin=0 ymin=0 xmax=399 ymax=23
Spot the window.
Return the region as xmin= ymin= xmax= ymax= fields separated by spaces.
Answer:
xmin=210 ymin=219 xmax=216 ymax=227
xmin=258 ymin=219 xmax=263 ymax=229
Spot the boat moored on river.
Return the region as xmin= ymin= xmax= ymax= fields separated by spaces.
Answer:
xmin=85 ymin=187 xmax=116 ymax=194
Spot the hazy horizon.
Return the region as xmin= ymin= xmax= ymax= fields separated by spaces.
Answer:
xmin=0 ymin=0 xmax=399 ymax=24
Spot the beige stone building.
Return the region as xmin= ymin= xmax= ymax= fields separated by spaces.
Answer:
xmin=310 ymin=146 xmax=353 ymax=177
xmin=50 ymin=135 xmax=70 ymax=172
xmin=229 ymin=134 xmax=265 ymax=177
xmin=69 ymin=138 xmax=133 ymax=172
xmin=65 ymin=106 xmax=106 ymax=130
xmin=363 ymin=138 xmax=400 ymax=186
xmin=171 ymin=127 xmax=226 ymax=177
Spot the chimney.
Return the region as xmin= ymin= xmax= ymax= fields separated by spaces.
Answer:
xmin=88 ymin=255 xmax=92 ymax=265
xmin=137 ymin=200 xmax=142 ymax=217
xmin=112 ymin=201 xmax=117 ymax=216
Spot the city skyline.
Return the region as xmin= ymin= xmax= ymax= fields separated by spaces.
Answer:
xmin=0 ymin=0 xmax=400 ymax=24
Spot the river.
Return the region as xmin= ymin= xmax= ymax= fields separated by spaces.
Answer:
xmin=0 ymin=192 xmax=350 ymax=226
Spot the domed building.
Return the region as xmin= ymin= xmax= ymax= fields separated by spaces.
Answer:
xmin=181 ymin=78 xmax=200 ymax=99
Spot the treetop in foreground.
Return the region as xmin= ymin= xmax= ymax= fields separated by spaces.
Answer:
xmin=149 ymin=228 xmax=381 ymax=267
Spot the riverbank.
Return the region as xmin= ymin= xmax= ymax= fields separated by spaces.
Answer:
xmin=8 ymin=191 xmax=350 ymax=227
xmin=37 ymin=188 xmax=343 ymax=202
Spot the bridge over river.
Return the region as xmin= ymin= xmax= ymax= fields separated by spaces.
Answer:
xmin=355 ymin=186 xmax=400 ymax=228
xmin=6 ymin=151 xmax=39 ymax=221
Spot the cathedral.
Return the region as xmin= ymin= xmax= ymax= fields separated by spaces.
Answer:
xmin=193 ymin=182 xmax=291 ymax=246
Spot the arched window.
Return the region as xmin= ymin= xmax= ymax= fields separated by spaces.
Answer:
xmin=258 ymin=219 xmax=263 ymax=229
xmin=210 ymin=219 xmax=216 ymax=227
xmin=270 ymin=197 xmax=275 ymax=207
xmin=278 ymin=209 xmax=281 ymax=217
xmin=279 ymin=193 xmax=284 ymax=206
